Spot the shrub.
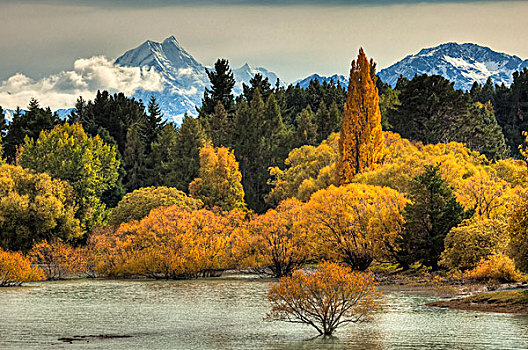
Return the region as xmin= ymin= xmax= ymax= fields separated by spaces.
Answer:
xmin=441 ymin=219 xmax=509 ymax=271
xmin=108 ymin=186 xmax=203 ymax=226
xmin=465 ymin=253 xmax=520 ymax=282
xmin=267 ymin=262 xmax=380 ymax=336
xmin=0 ymin=247 xmax=44 ymax=286
xmin=29 ymin=240 xmax=89 ymax=280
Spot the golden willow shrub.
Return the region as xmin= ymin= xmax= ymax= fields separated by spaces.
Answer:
xmin=266 ymin=133 xmax=339 ymax=205
xmin=108 ymin=186 xmax=203 ymax=226
xmin=304 ymin=183 xmax=408 ymax=270
xmin=267 ymin=262 xmax=380 ymax=336
xmin=0 ymin=247 xmax=44 ymax=286
xmin=0 ymin=164 xmax=82 ymax=252
xmin=29 ymin=240 xmax=90 ymax=280
xmin=189 ymin=141 xmax=246 ymax=211
xmin=244 ymin=198 xmax=314 ymax=277
xmin=441 ymin=219 xmax=509 ymax=271
xmin=94 ymin=205 xmax=248 ymax=279
xmin=465 ymin=252 xmax=520 ymax=282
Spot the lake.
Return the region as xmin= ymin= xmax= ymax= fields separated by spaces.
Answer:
xmin=1 ymin=277 xmax=527 ymax=349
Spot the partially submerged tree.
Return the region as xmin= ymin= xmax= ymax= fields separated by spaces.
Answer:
xmin=267 ymin=262 xmax=380 ymax=336
xmin=247 ymin=198 xmax=313 ymax=277
xmin=0 ymin=248 xmax=44 ymax=287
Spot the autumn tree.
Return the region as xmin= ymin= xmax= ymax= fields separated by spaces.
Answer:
xmin=19 ymin=123 xmax=119 ymax=229
xmin=246 ymin=198 xmax=313 ymax=277
xmin=267 ymin=262 xmax=380 ymax=336
xmin=304 ymin=183 xmax=407 ymax=270
xmin=266 ymin=133 xmax=339 ymax=206
xmin=508 ymin=188 xmax=528 ymax=272
xmin=0 ymin=247 xmax=44 ymax=287
xmin=0 ymin=165 xmax=81 ymax=252
xmin=189 ymin=142 xmax=246 ymax=211
xmin=441 ymin=219 xmax=509 ymax=271
xmin=108 ymin=186 xmax=203 ymax=226
xmin=336 ymin=48 xmax=383 ymax=184
xmin=29 ymin=240 xmax=88 ymax=280
xmin=95 ymin=206 xmax=247 ymax=279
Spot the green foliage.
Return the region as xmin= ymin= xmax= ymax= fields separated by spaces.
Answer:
xmin=441 ymin=218 xmax=509 ymax=271
xmin=200 ymin=59 xmax=236 ymax=116
xmin=293 ymin=105 xmax=318 ymax=147
xmin=397 ymin=165 xmax=472 ymax=270
xmin=108 ymin=186 xmax=203 ymax=226
xmin=0 ymin=164 xmax=81 ymax=252
xmin=19 ymin=123 xmax=120 ymax=232
xmin=389 ymin=75 xmax=507 ymax=160
xmin=3 ymin=100 xmax=60 ymax=162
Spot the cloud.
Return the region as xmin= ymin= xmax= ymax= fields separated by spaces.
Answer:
xmin=0 ymin=56 xmax=164 ymax=110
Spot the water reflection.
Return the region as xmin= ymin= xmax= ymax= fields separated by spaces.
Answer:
xmin=0 ymin=278 xmax=527 ymax=349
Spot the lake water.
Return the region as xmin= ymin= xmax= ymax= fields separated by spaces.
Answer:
xmin=1 ymin=277 xmax=527 ymax=349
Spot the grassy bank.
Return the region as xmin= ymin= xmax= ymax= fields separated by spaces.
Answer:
xmin=428 ymin=289 xmax=528 ymax=314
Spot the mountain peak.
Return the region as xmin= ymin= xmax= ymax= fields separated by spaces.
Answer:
xmin=379 ymin=42 xmax=528 ymax=90
xmin=162 ymin=35 xmax=181 ymax=48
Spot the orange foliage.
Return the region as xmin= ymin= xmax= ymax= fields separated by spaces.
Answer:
xmin=267 ymin=261 xmax=380 ymax=336
xmin=94 ymin=205 xmax=248 ymax=279
xmin=337 ymin=48 xmax=383 ymax=183
xmin=304 ymin=183 xmax=407 ymax=270
xmin=465 ymin=252 xmax=520 ymax=282
xmin=245 ymin=198 xmax=314 ymax=277
xmin=0 ymin=247 xmax=44 ymax=286
xmin=29 ymin=240 xmax=89 ymax=280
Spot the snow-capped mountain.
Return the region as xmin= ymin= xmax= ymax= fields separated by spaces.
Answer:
xmin=378 ymin=42 xmax=528 ymax=91
xmin=293 ymin=74 xmax=348 ymax=89
xmin=115 ymin=36 xmax=281 ymax=122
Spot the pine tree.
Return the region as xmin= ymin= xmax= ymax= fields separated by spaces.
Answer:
xmin=173 ymin=114 xmax=205 ymax=192
xmin=200 ymin=59 xmax=236 ymax=117
xmin=293 ymin=105 xmax=318 ymax=147
xmin=242 ymin=73 xmax=272 ymax=102
xmin=396 ymin=165 xmax=472 ymax=270
xmin=207 ymin=102 xmax=232 ymax=147
xmin=3 ymin=99 xmax=60 ymax=162
xmin=336 ymin=48 xmax=383 ymax=184
xmin=123 ymin=123 xmax=148 ymax=192
xmin=151 ymin=123 xmax=179 ymax=187
xmin=145 ymin=96 xmax=165 ymax=146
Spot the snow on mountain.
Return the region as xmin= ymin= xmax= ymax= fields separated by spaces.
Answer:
xmin=293 ymin=73 xmax=348 ymax=89
xmin=378 ymin=42 xmax=528 ymax=91
xmin=115 ymin=36 xmax=282 ymax=123
xmin=232 ymin=63 xmax=282 ymax=94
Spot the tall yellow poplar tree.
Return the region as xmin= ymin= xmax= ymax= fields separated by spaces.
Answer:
xmin=337 ymin=48 xmax=383 ymax=184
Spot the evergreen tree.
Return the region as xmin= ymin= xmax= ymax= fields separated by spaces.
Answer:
xmin=397 ymin=165 xmax=471 ymax=270
xmin=388 ymin=74 xmax=471 ymax=145
xmin=463 ymin=102 xmax=509 ymax=160
xmin=151 ymin=123 xmax=179 ymax=187
xmin=123 ymin=123 xmax=148 ymax=192
xmin=242 ymin=73 xmax=273 ymax=103
xmin=145 ymin=96 xmax=165 ymax=146
xmin=207 ymin=102 xmax=232 ymax=147
xmin=172 ymin=114 xmax=205 ymax=192
xmin=315 ymin=101 xmax=342 ymax=143
xmin=200 ymin=59 xmax=236 ymax=116
xmin=3 ymin=99 xmax=60 ymax=162
xmin=293 ymin=105 xmax=318 ymax=147
xmin=336 ymin=48 xmax=383 ymax=184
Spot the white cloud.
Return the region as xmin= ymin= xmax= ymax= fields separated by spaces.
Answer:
xmin=0 ymin=56 xmax=164 ymax=110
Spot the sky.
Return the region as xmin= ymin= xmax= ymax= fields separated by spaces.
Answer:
xmin=1 ymin=0 xmax=528 ymax=110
